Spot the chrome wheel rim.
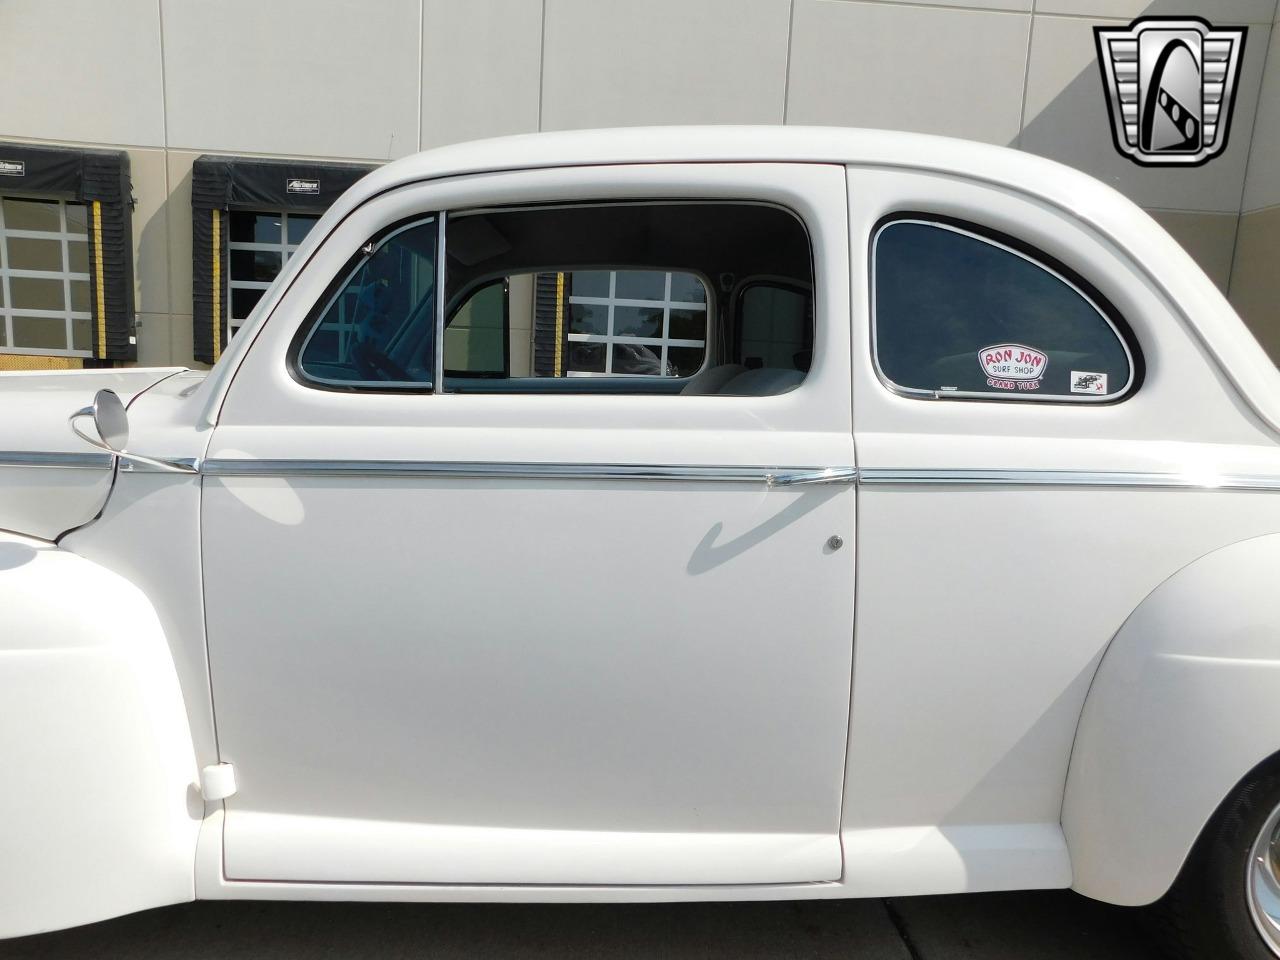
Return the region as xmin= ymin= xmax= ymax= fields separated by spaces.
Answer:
xmin=1248 ymin=801 xmax=1280 ymax=956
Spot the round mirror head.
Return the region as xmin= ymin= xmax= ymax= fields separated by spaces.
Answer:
xmin=92 ymin=388 xmax=129 ymax=452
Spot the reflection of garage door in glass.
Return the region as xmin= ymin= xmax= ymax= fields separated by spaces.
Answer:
xmin=564 ymin=269 xmax=707 ymax=377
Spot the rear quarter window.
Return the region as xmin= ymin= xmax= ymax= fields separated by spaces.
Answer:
xmin=872 ymin=218 xmax=1137 ymax=402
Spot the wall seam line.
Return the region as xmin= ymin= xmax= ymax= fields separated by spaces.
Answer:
xmin=417 ymin=0 xmax=424 ymax=152
xmin=1013 ymin=0 xmax=1036 ymax=150
xmin=156 ymin=0 xmax=174 ymax=342
xmin=537 ymin=0 xmax=547 ymax=132
xmin=1240 ymin=199 xmax=1280 ymax=216
xmin=155 ymin=0 xmax=170 ymax=148
xmin=1145 ymin=205 xmax=1240 ymax=216
xmin=1227 ymin=15 xmax=1277 ymax=299
xmin=782 ymin=0 xmax=797 ymax=124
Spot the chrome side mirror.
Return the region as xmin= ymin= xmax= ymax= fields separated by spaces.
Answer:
xmin=71 ymin=389 xmax=129 ymax=452
xmin=69 ymin=388 xmax=197 ymax=474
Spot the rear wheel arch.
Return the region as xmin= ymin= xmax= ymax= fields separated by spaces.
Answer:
xmin=1063 ymin=532 xmax=1280 ymax=907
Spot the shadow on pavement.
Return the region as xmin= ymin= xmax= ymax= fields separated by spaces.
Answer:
xmin=890 ymin=891 xmax=1164 ymax=959
xmin=0 ymin=892 xmax=1161 ymax=959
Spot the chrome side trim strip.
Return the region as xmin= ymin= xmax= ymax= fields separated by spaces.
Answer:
xmin=770 ymin=467 xmax=860 ymax=486
xmin=186 ymin=461 xmax=1280 ymax=492
xmin=858 ymin=468 xmax=1280 ymax=491
xmin=118 ymin=457 xmax=202 ymax=474
xmin=202 ymin=459 xmax=859 ymax=486
xmin=0 ymin=451 xmax=113 ymax=469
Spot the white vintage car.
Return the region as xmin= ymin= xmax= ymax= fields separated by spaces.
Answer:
xmin=3 ymin=127 xmax=1279 ymax=957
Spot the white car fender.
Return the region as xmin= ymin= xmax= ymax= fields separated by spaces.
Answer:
xmin=0 ymin=531 xmax=200 ymax=939
xmin=1063 ymin=532 xmax=1280 ymax=906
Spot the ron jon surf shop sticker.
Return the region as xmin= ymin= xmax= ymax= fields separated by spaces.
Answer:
xmin=979 ymin=343 xmax=1047 ymax=391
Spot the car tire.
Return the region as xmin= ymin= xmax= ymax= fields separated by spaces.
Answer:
xmin=1154 ymin=757 xmax=1280 ymax=960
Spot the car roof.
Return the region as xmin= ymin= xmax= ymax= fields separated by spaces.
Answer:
xmin=200 ymin=126 xmax=1280 ymax=435
xmin=354 ymin=125 xmax=1077 ymax=203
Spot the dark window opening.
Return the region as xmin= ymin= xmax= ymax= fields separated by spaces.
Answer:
xmin=442 ymin=201 xmax=814 ymax=396
xmin=873 ymin=217 xmax=1137 ymax=402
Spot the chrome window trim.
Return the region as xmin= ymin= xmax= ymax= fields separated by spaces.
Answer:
xmin=432 ymin=213 xmax=447 ymax=393
xmin=869 ymin=217 xmax=1137 ymax=404
xmin=0 ymin=451 xmax=113 ymax=469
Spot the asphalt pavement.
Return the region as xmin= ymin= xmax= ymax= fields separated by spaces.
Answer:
xmin=0 ymin=891 xmax=1167 ymax=959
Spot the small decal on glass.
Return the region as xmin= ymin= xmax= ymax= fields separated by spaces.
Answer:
xmin=1071 ymin=371 xmax=1108 ymax=395
xmin=979 ymin=343 xmax=1048 ymax=391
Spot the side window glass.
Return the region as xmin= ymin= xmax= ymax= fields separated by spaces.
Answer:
xmin=298 ymin=217 xmax=437 ymax=387
xmin=444 ymin=279 xmax=508 ymax=378
xmin=873 ymin=219 xmax=1135 ymax=401
xmin=440 ymin=202 xmax=814 ymax=395
xmin=739 ymin=283 xmax=812 ymax=373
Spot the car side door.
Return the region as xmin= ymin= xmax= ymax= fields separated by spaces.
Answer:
xmin=200 ymin=161 xmax=859 ymax=887
xmin=836 ymin=165 xmax=1280 ymax=894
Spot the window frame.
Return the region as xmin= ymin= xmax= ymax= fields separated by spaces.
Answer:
xmin=869 ymin=213 xmax=1143 ymax=405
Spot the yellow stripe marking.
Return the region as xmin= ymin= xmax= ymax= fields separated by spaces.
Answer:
xmin=91 ymin=201 xmax=106 ymax=358
xmin=212 ymin=209 xmax=222 ymax=362
xmin=0 ymin=355 xmax=83 ymax=371
xmin=553 ymin=271 xmax=564 ymax=377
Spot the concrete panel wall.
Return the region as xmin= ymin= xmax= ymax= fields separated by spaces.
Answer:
xmin=0 ymin=0 xmax=1276 ymax=368
xmin=1231 ymin=9 xmax=1280 ymax=362
xmin=420 ymin=0 xmax=543 ymax=149
xmin=0 ymin=0 xmax=165 ymax=147
xmin=787 ymin=2 xmax=1030 ymax=143
xmin=541 ymin=0 xmax=791 ymax=129
xmin=161 ymin=0 xmax=422 ymax=160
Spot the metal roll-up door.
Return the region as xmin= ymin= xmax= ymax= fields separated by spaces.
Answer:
xmin=0 ymin=142 xmax=134 ymax=365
